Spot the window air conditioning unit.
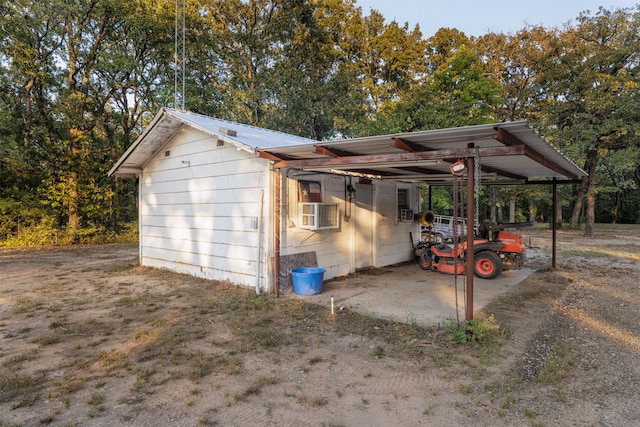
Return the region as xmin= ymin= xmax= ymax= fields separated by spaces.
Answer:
xmin=400 ymin=209 xmax=414 ymax=222
xmin=298 ymin=203 xmax=339 ymax=230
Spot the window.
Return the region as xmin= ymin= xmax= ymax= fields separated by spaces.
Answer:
xmin=299 ymin=203 xmax=339 ymax=230
xmin=397 ymin=187 xmax=413 ymax=222
xmin=397 ymin=188 xmax=409 ymax=211
xmin=296 ymin=179 xmax=339 ymax=230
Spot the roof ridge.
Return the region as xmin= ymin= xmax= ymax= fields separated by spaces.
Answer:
xmin=163 ymin=107 xmax=316 ymax=143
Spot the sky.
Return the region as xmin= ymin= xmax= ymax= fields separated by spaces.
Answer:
xmin=355 ymin=0 xmax=638 ymax=37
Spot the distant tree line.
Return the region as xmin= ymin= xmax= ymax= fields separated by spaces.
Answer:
xmin=1 ymin=0 xmax=639 ymax=245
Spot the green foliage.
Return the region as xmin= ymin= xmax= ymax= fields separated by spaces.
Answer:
xmin=375 ymin=44 xmax=502 ymax=133
xmin=536 ymin=6 xmax=640 ymax=229
xmin=1 ymin=0 xmax=639 ymax=249
xmin=445 ymin=315 xmax=501 ymax=344
xmin=0 ymin=221 xmax=138 ymax=247
xmin=420 ymin=186 xmax=453 ymax=213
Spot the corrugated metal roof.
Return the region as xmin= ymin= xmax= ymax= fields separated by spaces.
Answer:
xmin=259 ymin=121 xmax=587 ymax=183
xmin=110 ymin=109 xmax=586 ymax=183
xmin=109 ymin=108 xmax=315 ymax=177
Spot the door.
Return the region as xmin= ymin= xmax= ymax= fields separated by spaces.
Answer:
xmin=354 ymin=183 xmax=374 ymax=269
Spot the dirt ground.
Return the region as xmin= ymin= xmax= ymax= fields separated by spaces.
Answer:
xmin=1 ymin=225 xmax=640 ymax=426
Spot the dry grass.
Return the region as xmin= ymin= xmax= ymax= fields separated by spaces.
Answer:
xmin=1 ymin=226 xmax=638 ymax=425
xmin=0 ymin=257 xmax=470 ymax=422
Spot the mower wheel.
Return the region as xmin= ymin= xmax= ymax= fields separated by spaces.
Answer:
xmin=474 ymin=251 xmax=503 ymax=279
xmin=419 ymin=254 xmax=432 ymax=271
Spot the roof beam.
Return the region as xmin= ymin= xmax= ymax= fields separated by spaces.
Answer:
xmin=494 ymin=127 xmax=522 ymax=146
xmin=272 ymin=146 xmax=525 ymax=169
xmin=523 ymin=145 xmax=580 ymax=179
xmin=315 ymin=145 xmax=357 ymax=157
xmin=480 ymin=164 xmax=527 ymax=180
xmin=393 ymin=136 xmax=521 ymax=178
xmin=393 ymin=137 xmax=432 ymax=152
xmin=495 ymin=127 xmax=580 ymax=179
xmin=258 ymin=151 xmax=289 ymax=162
xmin=396 ymin=165 xmax=444 ymax=175
xmin=525 ymin=178 xmax=584 ymax=185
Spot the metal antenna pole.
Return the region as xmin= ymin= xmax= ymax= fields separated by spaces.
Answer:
xmin=174 ymin=0 xmax=186 ymax=110
xmin=474 ymin=147 xmax=480 ymax=226
xmin=465 ymin=149 xmax=475 ymax=321
xmin=453 ymin=173 xmax=460 ymax=324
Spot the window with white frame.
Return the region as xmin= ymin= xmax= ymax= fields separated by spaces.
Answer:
xmin=397 ymin=186 xmax=413 ymax=222
xmin=296 ymin=179 xmax=340 ymax=230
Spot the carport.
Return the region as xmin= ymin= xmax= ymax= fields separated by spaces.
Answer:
xmin=258 ymin=121 xmax=587 ymax=320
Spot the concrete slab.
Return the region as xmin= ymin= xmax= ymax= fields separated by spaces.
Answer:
xmin=288 ymin=263 xmax=535 ymax=328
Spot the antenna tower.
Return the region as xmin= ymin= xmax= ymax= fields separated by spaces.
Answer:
xmin=174 ymin=0 xmax=186 ymax=110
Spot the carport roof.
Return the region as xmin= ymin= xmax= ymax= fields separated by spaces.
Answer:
xmin=258 ymin=121 xmax=587 ymax=183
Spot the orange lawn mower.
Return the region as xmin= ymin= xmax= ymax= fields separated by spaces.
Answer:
xmin=414 ymin=219 xmax=526 ymax=280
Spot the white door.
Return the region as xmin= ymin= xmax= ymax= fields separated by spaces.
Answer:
xmin=354 ymin=184 xmax=374 ymax=269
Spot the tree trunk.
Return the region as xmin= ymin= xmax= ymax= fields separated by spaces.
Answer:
xmin=490 ymin=187 xmax=497 ymax=223
xmin=584 ymin=150 xmax=598 ymax=237
xmin=509 ymin=198 xmax=515 ymax=223
xmin=67 ymin=127 xmax=82 ymax=239
xmin=570 ymin=178 xmax=587 ymax=228
xmin=612 ymin=190 xmax=619 ymax=224
xmin=22 ymin=78 xmax=35 ymax=146
xmin=554 ymin=188 xmax=563 ymax=229
xmin=109 ymin=179 xmax=117 ymax=231
xmin=67 ymin=170 xmax=80 ymax=238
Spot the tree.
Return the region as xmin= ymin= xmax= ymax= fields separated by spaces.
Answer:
xmin=597 ymin=145 xmax=640 ymax=223
xmin=355 ymin=11 xmax=427 ymax=115
xmin=539 ymin=6 xmax=640 ymax=235
xmin=0 ymin=0 xmax=175 ymax=243
xmin=475 ymin=26 xmax=557 ymax=122
xmin=192 ymin=0 xmax=283 ymax=126
xmin=425 ymin=27 xmax=470 ymax=73
xmin=379 ymin=43 xmax=502 ymax=133
xmin=474 ymin=27 xmax=562 ymax=225
xmin=266 ymin=0 xmax=366 ymax=140
xmin=0 ymin=0 xmax=68 ymax=238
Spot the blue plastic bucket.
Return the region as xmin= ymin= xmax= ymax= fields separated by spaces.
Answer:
xmin=291 ymin=267 xmax=325 ymax=296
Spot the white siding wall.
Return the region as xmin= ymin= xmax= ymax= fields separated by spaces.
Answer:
xmin=139 ymin=127 xmax=271 ymax=290
xmin=280 ymin=172 xmax=421 ymax=280
xmin=139 ymin=127 xmax=422 ymax=289
xmin=375 ymin=181 xmax=422 ymax=267
xmin=281 ymin=173 xmax=351 ymax=279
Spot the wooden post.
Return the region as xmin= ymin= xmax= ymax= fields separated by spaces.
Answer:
xmin=274 ymin=168 xmax=281 ymax=297
xmin=552 ymin=178 xmax=557 ymax=269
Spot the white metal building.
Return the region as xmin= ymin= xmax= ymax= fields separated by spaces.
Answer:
xmin=109 ymin=107 xmax=586 ymax=295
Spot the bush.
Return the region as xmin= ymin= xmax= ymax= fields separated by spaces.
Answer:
xmin=0 ymin=216 xmax=63 ymax=246
xmin=445 ymin=314 xmax=500 ymax=343
xmin=0 ymin=221 xmax=138 ymax=247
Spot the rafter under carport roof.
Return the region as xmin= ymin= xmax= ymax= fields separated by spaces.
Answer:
xmin=257 ymin=121 xmax=587 ymax=183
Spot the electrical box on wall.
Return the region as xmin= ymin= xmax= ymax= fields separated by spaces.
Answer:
xmin=400 ymin=209 xmax=414 ymax=222
xmin=298 ymin=203 xmax=339 ymax=230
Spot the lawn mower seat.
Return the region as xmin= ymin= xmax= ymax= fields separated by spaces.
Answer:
xmin=433 ymin=243 xmax=454 ymax=255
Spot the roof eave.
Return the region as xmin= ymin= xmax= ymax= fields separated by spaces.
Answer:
xmin=108 ymin=108 xmax=258 ymax=178
xmin=108 ymin=108 xmax=170 ymax=177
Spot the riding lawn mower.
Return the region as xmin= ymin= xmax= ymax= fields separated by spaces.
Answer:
xmin=414 ymin=216 xmax=526 ymax=280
